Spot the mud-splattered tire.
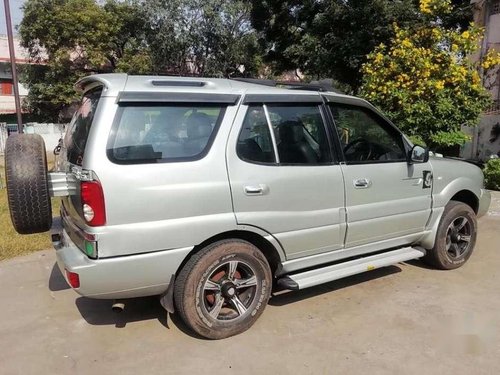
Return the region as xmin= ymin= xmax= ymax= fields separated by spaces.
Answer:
xmin=422 ymin=201 xmax=477 ymax=270
xmin=5 ymin=134 xmax=52 ymax=234
xmin=174 ymin=240 xmax=272 ymax=339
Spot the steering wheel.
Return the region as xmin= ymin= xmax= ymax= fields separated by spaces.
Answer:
xmin=343 ymin=138 xmax=374 ymax=161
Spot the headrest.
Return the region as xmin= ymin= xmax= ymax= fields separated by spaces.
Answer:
xmin=279 ymin=120 xmax=304 ymax=143
xmin=186 ymin=112 xmax=212 ymax=139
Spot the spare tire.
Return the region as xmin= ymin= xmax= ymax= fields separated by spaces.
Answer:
xmin=5 ymin=134 xmax=52 ymax=234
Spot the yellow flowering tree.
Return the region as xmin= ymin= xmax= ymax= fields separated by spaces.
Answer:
xmin=361 ymin=0 xmax=499 ymax=149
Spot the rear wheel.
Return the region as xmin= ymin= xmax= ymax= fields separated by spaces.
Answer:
xmin=5 ymin=134 xmax=52 ymax=234
xmin=422 ymin=201 xmax=477 ymax=270
xmin=174 ymin=240 xmax=272 ymax=339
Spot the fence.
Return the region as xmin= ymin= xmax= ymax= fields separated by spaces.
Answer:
xmin=0 ymin=123 xmax=65 ymax=155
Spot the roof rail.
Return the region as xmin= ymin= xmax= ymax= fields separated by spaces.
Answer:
xmin=231 ymin=78 xmax=277 ymax=87
xmin=231 ymin=78 xmax=343 ymax=94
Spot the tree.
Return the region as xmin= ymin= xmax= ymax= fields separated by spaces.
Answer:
xmin=360 ymin=0 xmax=496 ymax=149
xmin=19 ymin=0 xmax=265 ymax=120
xmin=18 ymin=0 xmax=150 ymax=121
xmin=139 ymin=0 xmax=263 ymax=77
xmin=249 ymin=0 xmax=474 ymax=91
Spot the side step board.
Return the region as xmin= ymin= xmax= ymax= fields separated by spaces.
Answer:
xmin=277 ymin=247 xmax=425 ymax=291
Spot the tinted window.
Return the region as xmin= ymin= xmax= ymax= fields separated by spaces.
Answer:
xmin=237 ymin=106 xmax=276 ymax=164
xmin=330 ymin=104 xmax=406 ymax=163
xmin=267 ymin=105 xmax=331 ymax=165
xmin=65 ymin=88 xmax=102 ymax=166
xmin=108 ymin=105 xmax=225 ymax=163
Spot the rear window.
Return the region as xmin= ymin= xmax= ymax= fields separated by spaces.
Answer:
xmin=107 ymin=105 xmax=225 ymax=164
xmin=65 ymin=88 xmax=102 ymax=166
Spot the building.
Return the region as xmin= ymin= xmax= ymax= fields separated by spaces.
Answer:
xmin=0 ymin=35 xmax=31 ymax=122
xmin=462 ymin=0 xmax=500 ymax=160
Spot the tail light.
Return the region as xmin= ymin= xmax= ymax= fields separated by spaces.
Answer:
xmin=81 ymin=181 xmax=106 ymax=226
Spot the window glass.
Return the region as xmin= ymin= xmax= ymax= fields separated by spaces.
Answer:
xmin=65 ymin=88 xmax=102 ymax=166
xmin=330 ymin=104 xmax=406 ymax=163
xmin=267 ymin=105 xmax=331 ymax=165
xmin=237 ymin=106 xmax=276 ymax=163
xmin=108 ymin=105 xmax=224 ymax=163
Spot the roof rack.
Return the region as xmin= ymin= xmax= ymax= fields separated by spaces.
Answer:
xmin=231 ymin=78 xmax=344 ymax=94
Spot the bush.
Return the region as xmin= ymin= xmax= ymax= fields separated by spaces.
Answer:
xmin=360 ymin=1 xmax=495 ymax=148
xmin=484 ymin=158 xmax=500 ymax=191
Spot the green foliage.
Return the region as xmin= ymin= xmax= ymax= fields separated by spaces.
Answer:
xmin=139 ymin=0 xmax=262 ymax=77
xmin=360 ymin=1 xmax=492 ymax=148
xmin=19 ymin=0 xmax=262 ymax=120
xmin=484 ymin=158 xmax=500 ymax=191
xmin=407 ymin=134 xmax=427 ymax=146
xmin=19 ymin=0 xmax=150 ymax=121
xmin=249 ymin=0 xmax=473 ymax=91
xmin=430 ymin=131 xmax=471 ymax=147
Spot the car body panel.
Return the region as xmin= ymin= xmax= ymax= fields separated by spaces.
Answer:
xmin=53 ymin=219 xmax=191 ymax=298
xmin=341 ymin=162 xmax=432 ymax=247
xmin=226 ymin=104 xmax=346 ymax=260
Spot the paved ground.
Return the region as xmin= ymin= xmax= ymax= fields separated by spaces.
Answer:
xmin=1 ymin=193 xmax=500 ymax=375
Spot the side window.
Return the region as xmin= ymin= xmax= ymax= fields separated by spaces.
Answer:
xmin=237 ymin=106 xmax=276 ymax=164
xmin=267 ymin=105 xmax=331 ymax=165
xmin=108 ymin=105 xmax=225 ymax=164
xmin=330 ymin=104 xmax=406 ymax=163
xmin=65 ymin=88 xmax=102 ymax=166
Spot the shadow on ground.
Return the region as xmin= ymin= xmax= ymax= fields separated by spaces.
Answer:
xmin=75 ymin=296 xmax=169 ymax=329
xmin=269 ymin=265 xmax=402 ymax=306
xmin=67 ymin=263 xmax=410 ymax=337
xmin=405 ymin=259 xmax=436 ymax=270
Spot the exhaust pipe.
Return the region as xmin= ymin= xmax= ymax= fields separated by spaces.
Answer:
xmin=112 ymin=300 xmax=125 ymax=313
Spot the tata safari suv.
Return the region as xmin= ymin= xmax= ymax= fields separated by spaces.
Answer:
xmin=4 ymin=74 xmax=491 ymax=339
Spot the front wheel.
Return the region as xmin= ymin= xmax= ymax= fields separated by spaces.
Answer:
xmin=174 ymin=240 xmax=272 ymax=339
xmin=422 ymin=201 xmax=477 ymax=270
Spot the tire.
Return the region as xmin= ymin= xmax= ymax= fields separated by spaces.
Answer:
xmin=174 ymin=239 xmax=272 ymax=339
xmin=422 ymin=201 xmax=477 ymax=270
xmin=5 ymin=134 xmax=52 ymax=234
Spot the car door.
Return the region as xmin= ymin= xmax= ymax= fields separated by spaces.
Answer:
xmin=327 ymin=99 xmax=432 ymax=248
xmin=226 ymin=96 xmax=346 ymax=260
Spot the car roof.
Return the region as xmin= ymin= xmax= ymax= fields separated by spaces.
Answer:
xmin=76 ymin=73 xmax=359 ymax=102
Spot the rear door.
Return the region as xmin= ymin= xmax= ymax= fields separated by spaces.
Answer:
xmin=227 ymin=95 xmax=346 ymax=260
xmin=59 ymin=87 xmax=103 ymax=228
xmin=326 ymin=100 xmax=432 ymax=248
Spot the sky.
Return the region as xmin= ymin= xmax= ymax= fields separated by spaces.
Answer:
xmin=0 ymin=0 xmax=25 ymax=35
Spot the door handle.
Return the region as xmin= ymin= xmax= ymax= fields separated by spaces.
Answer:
xmin=353 ymin=178 xmax=371 ymax=189
xmin=244 ymin=185 xmax=265 ymax=195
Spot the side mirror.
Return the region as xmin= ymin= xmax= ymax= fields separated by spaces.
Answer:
xmin=408 ymin=145 xmax=429 ymax=164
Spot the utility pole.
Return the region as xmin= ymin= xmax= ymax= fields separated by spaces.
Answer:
xmin=3 ymin=0 xmax=23 ymax=133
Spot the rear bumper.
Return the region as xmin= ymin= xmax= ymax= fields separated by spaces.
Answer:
xmin=477 ymin=189 xmax=491 ymax=218
xmin=51 ymin=218 xmax=192 ymax=299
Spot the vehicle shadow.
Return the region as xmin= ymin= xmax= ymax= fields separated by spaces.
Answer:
xmin=269 ymin=265 xmax=402 ymax=307
xmin=75 ymin=296 xmax=169 ymax=329
xmin=48 ymin=263 xmax=70 ymax=292
xmin=70 ymin=264 xmax=405 ymax=337
xmin=405 ymin=259 xmax=435 ymax=270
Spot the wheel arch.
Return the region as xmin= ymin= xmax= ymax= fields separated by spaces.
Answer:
xmin=419 ymin=188 xmax=479 ymax=249
xmin=449 ymin=190 xmax=479 ymax=214
xmin=176 ymin=229 xmax=285 ymax=278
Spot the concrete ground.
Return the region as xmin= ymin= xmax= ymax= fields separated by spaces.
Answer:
xmin=1 ymin=194 xmax=500 ymax=375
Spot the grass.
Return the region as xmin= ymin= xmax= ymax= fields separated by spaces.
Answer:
xmin=0 ymin=154 xmax=60 ymax=262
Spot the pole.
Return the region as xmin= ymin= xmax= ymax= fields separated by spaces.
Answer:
xmin=3 ymin=0 xmax=23 ymax=133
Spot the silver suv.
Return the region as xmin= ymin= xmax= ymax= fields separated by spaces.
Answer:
xmin=5 ymin=74 xmax=491 ymax=339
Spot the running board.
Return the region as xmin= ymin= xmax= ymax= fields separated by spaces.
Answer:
xmin=277 ymin=247 xmax=425 ymax=290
